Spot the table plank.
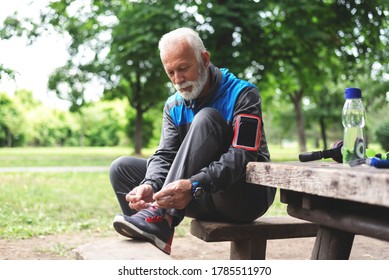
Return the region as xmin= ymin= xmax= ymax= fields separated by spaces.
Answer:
xmin=246 ymin=162 xmax=389 ymax=208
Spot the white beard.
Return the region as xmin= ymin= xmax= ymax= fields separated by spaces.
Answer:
xmin=174 ymin=64 xmax=208 ymax=100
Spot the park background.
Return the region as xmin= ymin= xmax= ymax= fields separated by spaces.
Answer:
xmin=0 ymin=0 xmax=388 ymax=259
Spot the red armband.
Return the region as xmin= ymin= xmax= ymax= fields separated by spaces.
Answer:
xmin=232 ymin=114 xmax=262 ymax=151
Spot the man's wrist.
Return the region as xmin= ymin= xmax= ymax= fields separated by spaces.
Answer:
xmin=190 ymin=178 xmax=204 ymax=199
xmin=141 ymin=179 xmax=160 ymax=193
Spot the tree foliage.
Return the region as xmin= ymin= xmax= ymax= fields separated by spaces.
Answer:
xmin=79 ymin=100 xmax=127 ymax=146
xmin=376 ymin=121 xmax=389 ymax=151
xmin=0 ymin=90 xmax=130 ymax=148
xmin=254 ymin=0 xmax=387 ymax=151
xmin=41 ymin=0 xmax=188 ymax=153
xmin=0 ymin=92 xmax=27 ymax=147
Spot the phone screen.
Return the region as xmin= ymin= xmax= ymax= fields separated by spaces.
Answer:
xmin=233 ymin=114 xmax=261 ymax=150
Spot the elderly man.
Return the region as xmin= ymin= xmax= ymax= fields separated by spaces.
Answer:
xmin=110 ymin=27 xmax=275 ymax=255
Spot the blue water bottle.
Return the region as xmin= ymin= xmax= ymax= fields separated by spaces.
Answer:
xmin=342 ymin=88 xmax=366 ymax=165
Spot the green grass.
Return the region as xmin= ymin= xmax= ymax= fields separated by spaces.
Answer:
xmin=0 ymin=171 xmax=119 ymax=239
xmin=0 ymin=147 xmax=138 ymax=167
xmin=265 ymin=190 xmax=287 ymax=216
xmin=0 ymin=147 xmax=144 ymax=239
xmin=0 ymin=145 xmax=299 ymax=167
xmin=268 ymin=145 xmax=300 ymax=162
xmin=1 ymin=143 xmax=384 ymax=167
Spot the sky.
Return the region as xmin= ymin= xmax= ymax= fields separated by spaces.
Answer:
xmin=0 ymin=0 xmax=71 ymax=109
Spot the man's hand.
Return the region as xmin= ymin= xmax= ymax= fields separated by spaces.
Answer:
xmin=126 ymin=184 xmax=154 ymax=211
xmin=153 ymin=179 xmax=192 ymax=209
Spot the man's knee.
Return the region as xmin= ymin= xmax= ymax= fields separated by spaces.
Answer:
xmin=109 ymin=156 xmax=126 ymax=187
xmin=191 ymin=108 xmax=231 ymax=141
xmin=110 ymin=156 xmax=141 ymax=183
xmin=192 ymin=107 xmax=225 ymax=127
xmin=110 ymin=156 xmax=147 ymax=186
xmin=110 ymin=156 xmax=128 ymax=177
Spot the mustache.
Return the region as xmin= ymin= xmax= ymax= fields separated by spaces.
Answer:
xmin=174 ymin=81 xmax=196 ymax=91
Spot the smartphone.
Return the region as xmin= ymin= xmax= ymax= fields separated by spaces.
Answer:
xmin=232 ymin=114 xmax=261 ymax=151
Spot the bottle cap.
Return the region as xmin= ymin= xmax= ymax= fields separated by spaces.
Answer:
xmin=344 ymin=87 xmax=362 ymax=99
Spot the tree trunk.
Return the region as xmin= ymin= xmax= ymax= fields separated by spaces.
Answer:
xmin=132 ymin=73 xmax=144 ymax=155
xmin=134 ymin=106 xmax=143 ymax=155
xmin=6 ymin=128 xmax=12 ymax=147
xmin=290 ymin=90 xmax=307 ymax=153
xmin=319 ymin=116 xmax=328 ymax=150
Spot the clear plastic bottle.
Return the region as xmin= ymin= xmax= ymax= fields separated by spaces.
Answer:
xmin=342 ymin=87 xmax=366 ymax=165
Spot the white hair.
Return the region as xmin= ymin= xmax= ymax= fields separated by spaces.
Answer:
xmin=158 ymin=27 xmax=206 ymax=63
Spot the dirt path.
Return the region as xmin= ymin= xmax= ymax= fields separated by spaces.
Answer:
xmin=1 ymin=230 xmax=388 ymax=260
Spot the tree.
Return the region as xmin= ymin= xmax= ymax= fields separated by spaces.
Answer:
xmin=0 ymin=64 xmax=15 ymax=80
xmin=14 ymin=89 xmax=40 ymax=109
xmin=0 ymin=92 xmax=27 ymax=147
xmin=375 ymin=121 xmax=389 ymax=151
xmin=27 ymin=107 xmax=76 ymax=146
xmin=79 ymin=100 xmax=127 ymax=146
xmin=195 ymin=0 xmax=270 ymax=79
xmin=167 ymin=0 xmax=387 ymax=152
xmin=102 ymin=1 xmax=186 ymax=153
xmin=42 ymin=0 xmax=187 ymax=154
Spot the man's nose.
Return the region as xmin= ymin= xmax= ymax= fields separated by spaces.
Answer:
xmin=174 ymin=72 xmax=185 ymax=85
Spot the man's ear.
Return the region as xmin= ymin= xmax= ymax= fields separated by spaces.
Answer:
xmin=202 ymin=51 xmax=210 ymax=67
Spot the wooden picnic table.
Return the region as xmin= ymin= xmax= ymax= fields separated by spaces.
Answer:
xmin=246 ymin=161 xmax=389 ymax=259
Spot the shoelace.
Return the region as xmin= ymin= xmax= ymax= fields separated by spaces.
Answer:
xmin=146 ymin=215 xmax=164 ymax=223
xmin=145 ymin=205 xmax=164 ymax=223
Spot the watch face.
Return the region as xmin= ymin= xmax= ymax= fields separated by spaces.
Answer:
xmin=194 ymin=187 xmax=204 ymax=199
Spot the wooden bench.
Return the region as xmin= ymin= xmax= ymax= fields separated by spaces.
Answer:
xmin=190 ymin=216 xmax=318 ymax=260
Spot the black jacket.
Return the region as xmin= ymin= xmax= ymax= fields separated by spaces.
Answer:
xmin=141 ymin=64 xmax=270 ymax=193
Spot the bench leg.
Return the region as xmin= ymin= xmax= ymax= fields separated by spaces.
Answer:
xmin=230 ymin=237 xmax=267 ymax=260
xmin=311 ymin=226 xmax=354 ymax=260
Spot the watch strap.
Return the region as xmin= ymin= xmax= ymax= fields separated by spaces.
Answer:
xmin=190 ymin=180 xmax=200 ymax=194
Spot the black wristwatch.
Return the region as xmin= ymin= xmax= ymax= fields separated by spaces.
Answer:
xmin=191 ymin=180 xmax=204 ymax=199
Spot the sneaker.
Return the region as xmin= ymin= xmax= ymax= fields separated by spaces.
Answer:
xmin=113 ymin=205 xmax=174 ymax=255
